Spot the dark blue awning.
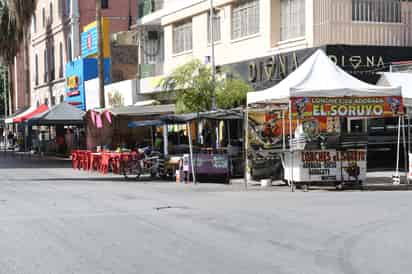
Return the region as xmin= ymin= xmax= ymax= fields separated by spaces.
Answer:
xmin=128 ymin=120 xmax=164 ymax=128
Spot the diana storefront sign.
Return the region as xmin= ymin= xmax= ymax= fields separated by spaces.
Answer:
xmin=291 ymin=96 xmax=403 ymax=118
xmin=284 ymin=150 xmax=367 ymax=183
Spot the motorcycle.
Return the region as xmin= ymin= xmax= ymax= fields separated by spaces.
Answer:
xmin=121 ymin=147 xmax=161 ymax=180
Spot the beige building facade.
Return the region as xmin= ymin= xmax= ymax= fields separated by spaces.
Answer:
xmin=138 ymin=0 xmax=412 ymax=93
xmin=29 ymin=0 xmax=139 ymax=110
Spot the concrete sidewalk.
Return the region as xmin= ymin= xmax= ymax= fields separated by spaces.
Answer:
xmin=3 ymin=150 xmax=412 ymax=191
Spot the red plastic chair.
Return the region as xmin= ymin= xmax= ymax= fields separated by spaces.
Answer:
xmin=77 ymin=151 xmax=85 ymax=170
xmin=71 ymin=150 xmax=79 ymax=169
xmin=100 ymin=152 xmax=111 ymax=174
xmin=90 ymin=153 xmax=102 ymax=172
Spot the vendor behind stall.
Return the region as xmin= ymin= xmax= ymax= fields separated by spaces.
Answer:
xmin=154 ymin=131 xmax=163 ymax=152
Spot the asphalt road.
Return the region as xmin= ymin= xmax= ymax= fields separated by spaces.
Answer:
xmin=0 ymin=153 xmax=411 ymax=274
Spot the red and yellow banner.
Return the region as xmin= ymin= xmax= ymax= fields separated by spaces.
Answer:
xmin=291 ymin=96 xmax=403 ymax=118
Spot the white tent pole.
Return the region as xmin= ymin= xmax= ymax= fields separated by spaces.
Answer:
xmin=408 ymin=114 xmax=411 ymax=184
xmin=187 ymin=121 xmax=196 ymax=184
xmin=282 ymin=110 xmax=286 ymax=150
xmin=395 ymin=115 xmax=401 ymax=180
xmin=402 ymin=115 xmax=408 ymax=183
xmin=163 ymin=124 xmax=168 ymax=157
xmin=289 ymin=100 xmax=294 ymax=191
xmin=244 ymin=107 xmax=249 ymax=189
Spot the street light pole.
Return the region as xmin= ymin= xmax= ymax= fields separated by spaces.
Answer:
xmin=209 ymin=0 xmax=216 ymax=110
xmin=96 ymin=0 xmax=105 ymax=108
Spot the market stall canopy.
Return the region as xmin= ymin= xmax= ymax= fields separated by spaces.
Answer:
xmin=128 ymin=120 xmax=164 ymax=128
xmin=6 ymin=104 xmax=49 ymax=124
xmin=247 ymin=49 xmax=402 ymax=105
xmin=5 ymin=105 xmax=34 ymax=124
xmin=377 ymin=72 xmax=412 ymax=107
xmin=27 ymin=102 xmax=85 ymax=126
xmin=161 ymin=109 xmax=244 ymax=124
xmin=109 ymin=104 xmax=175 ymax=117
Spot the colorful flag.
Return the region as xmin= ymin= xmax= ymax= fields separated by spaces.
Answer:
xmin=104 ymin=111 xmax=112 ymax=124
xmin=96 ymin=113 xmax=103 ymax=128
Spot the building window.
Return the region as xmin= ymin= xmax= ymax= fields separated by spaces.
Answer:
xmin=208 ymin=10 xmax=221 ymax=43
xmin=44 ymin=49 xmax=48 ymax=83
xmin=280 ymin=0 xmax=305 ymax=41
xmin=32 ymin=14 xmax=37 ymax=33
xmin=231 ymin=0 xmax=259 ymax=40
xmin=173 ymin=19 xmax=193 ymax=54
xmin=42 ymin=7 xmax=46 ymax=29
xmin=60 ymin=94 xmax=65 ymax=103
xmin=50 ymin=2 xmax=53 ymax=24
xmin=59 ymin=42 xmax=63 ymax=78
xmin=44 ymin=97 xmax=49 ymax=106
xmin=35 ymin=54 xmax=39 ymax=85
xmin=352 ymin=0 xmax=401 ymax=23
xmin=50 ymin=45 xmax=55 ymax=81
xmin=102 ymin=0 xmax=109 ymax=9
xmin=67 ymin=36 xmax=72 ymax=62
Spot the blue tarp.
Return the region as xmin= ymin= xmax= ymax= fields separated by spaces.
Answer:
xmin=128 ymin=120 xmax=164 ymax=128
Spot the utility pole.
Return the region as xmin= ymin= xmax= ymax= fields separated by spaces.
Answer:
xmin=96 ymin=0 xmax=105 ymax=108
xmin=209 ymin=0 xmax=216 ymax=110
xmin=2 ymin=66 xmax=8 ymax=149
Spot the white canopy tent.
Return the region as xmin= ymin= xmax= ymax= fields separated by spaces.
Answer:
xmin=247 ymin=49 xmax=402 ymax=105
xmin=245 ymin=49 xmax=406 ymax=188
xmin=377 ymin=72 xmax=412 ymax=107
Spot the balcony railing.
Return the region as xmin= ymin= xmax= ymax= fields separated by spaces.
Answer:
xmin=313 ymin=0 xmax=412 ymax=47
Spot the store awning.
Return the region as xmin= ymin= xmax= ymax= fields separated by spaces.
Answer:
xmin=161 ymin=109 xmax=244 ymax=124
xmin=5 ymin=106 xmax=33 ymax=124
xmin=110 ymin=104 xmax=175 ymax=117
xmin=6 ymin=104 xmax=49 ymax=124
xmin=27 ymin=102 xmax=85 ymax=126
xmin=128 ymin=120 xmax=164 ymax=128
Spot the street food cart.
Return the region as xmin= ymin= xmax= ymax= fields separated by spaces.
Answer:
xmin=246 ymin=50 xmax=404 ymax=189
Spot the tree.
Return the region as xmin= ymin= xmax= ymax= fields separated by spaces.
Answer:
xmin=0 ymin=0 xmax=37 ymax=108
xmin=162 ymin=59 xmax=252 ymax=113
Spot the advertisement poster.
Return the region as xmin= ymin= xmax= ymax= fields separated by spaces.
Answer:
xmin=408 ymin=153 xmax=412 ymax=180
xmin=291 ymin=96 xmax=403 ymax=119
xmin=284 ymin=149 xmax=367 ymax=183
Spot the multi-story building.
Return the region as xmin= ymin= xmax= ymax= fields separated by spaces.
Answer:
xmin=137 ymin=0 xmax=412 ymax=93
xmin=8 ymin=0 xmax=138 ymax=114
xmin=137 ymin=0 xmax=412 ymax=169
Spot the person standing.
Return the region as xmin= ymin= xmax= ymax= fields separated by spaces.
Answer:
xmin=65 ymin=129 xmax=74 ymax=153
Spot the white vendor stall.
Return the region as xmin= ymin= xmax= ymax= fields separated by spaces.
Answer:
xmin=246 ymin=50 xmax=403 ymax=189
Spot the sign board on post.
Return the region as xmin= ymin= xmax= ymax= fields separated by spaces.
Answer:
xmin=81 ymin=18 xmax=111 ymax=58
xmin=284 ymin=149 xmax=367 ymax=183
xmin=65 ymin=58 xmax=112 ymax=110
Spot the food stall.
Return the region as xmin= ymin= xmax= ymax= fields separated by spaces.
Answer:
xmin=246 ymin=50 xmax=403 ymax=189
xmin=160 ymin=109 xmax=244 ymax=183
